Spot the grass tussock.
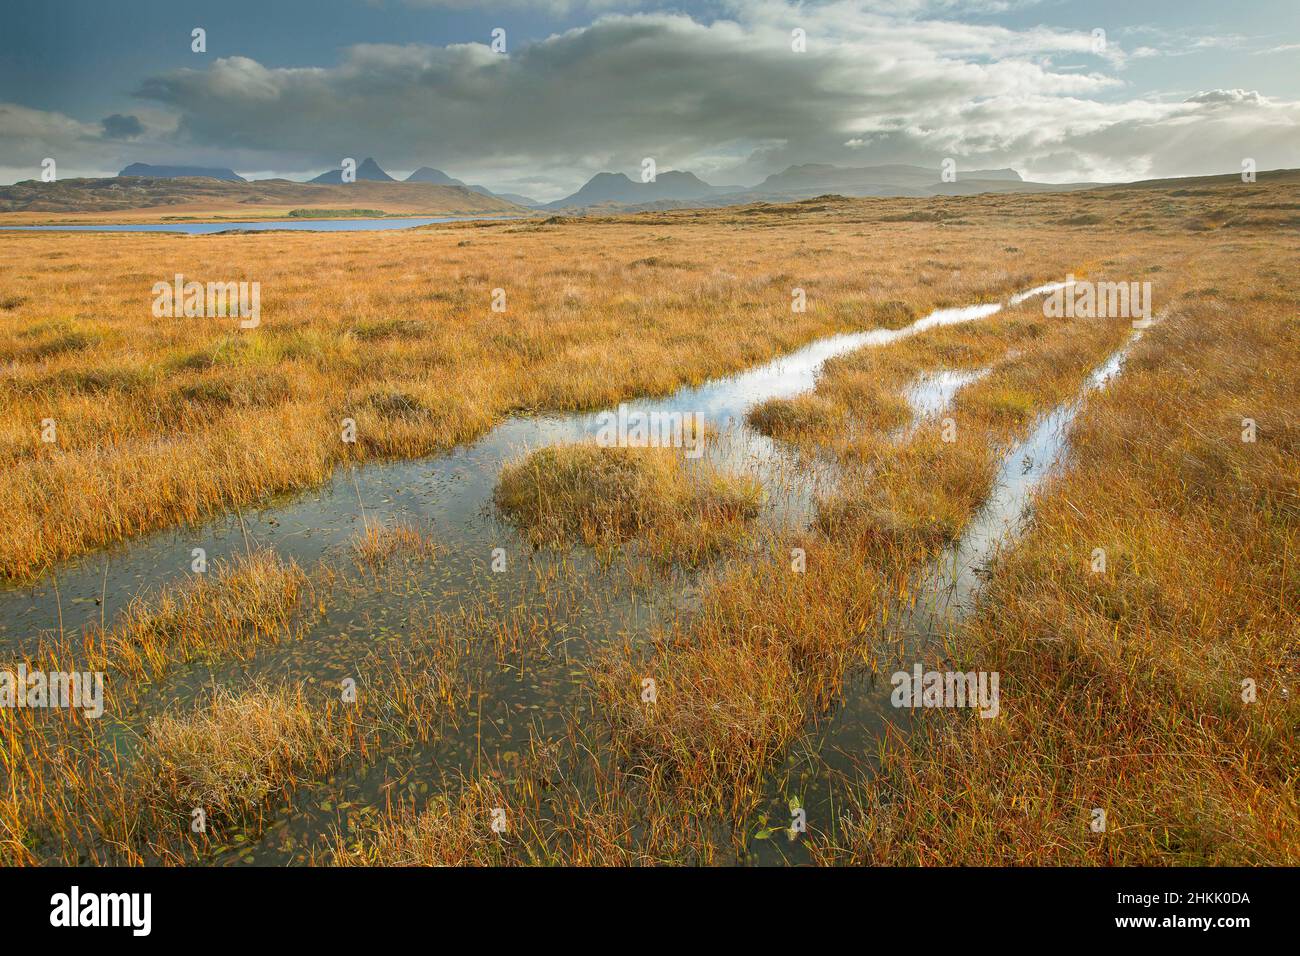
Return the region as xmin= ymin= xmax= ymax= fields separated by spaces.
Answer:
xmin=350 ymin=521 xmax=437 ymax=567
xmin=86 ymin=549 xmax=308 ymax=681
xmin=816 ymin=431 xmax=996 ymax=553
xmin=133 ymin=684 xmax=353 ymax=824
xmin=747 ymin=394 xmax=846 ymax=443
xmin=329 ymin=779 xmax=511 ymax=866
xmin=495 ymin=443 xmax=762 ymax=566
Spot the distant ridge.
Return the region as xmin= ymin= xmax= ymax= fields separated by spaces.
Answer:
xmin=406 ymin=166 xmax=540 ymax=206
xmin=118 ymin=162 xmax=245 ymax=183
xmin=494 ymin=192 xmax=542 ymax=207
xmin=752 ymin=163 xmax=1021 ymax=194
xmin=543 ymin=170 xmax=722 ymax=209
xmin=405 ymin=166 xmax=461 ymax=185
xmin=543 ymin=162 xmax=1096 ymax=211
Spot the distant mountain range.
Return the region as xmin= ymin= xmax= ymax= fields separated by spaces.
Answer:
xmin=304 ymin=158 xmax=541 ymax=205
xmin=753 ymin=162 xmax=1019 ymax=192
xmin=541 ymin=163 xmax=1098 ymax=211
xmin=110 ymin=158 xmax=1091 ymax=212
xmin=115 ymin=158 xmax=541 ymax=206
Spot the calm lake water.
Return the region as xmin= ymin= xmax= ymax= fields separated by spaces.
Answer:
xmin=0 ymin=215 xmax=521 ymax=234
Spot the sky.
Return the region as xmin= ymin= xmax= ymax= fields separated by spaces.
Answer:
xmin=2 ymin=0 xmax=1297 ymax=199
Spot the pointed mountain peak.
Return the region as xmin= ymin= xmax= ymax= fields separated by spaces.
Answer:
xmin=355 ymin=158 xmax=393 ymax=181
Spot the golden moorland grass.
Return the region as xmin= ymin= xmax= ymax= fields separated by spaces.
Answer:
xmin=815 ymin=255 xmax=1300 ymax=865
xmin=2 ymin=174 xmax=1297 ymax=867
xmin=2 ymin=182 xmax=1240 ymax=580
xmin=591 ymin=298 xmax=1141 ymax=816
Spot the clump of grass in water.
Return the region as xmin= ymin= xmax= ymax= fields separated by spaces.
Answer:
xmin=816 ymin=431 xmax=997 ymax=556
xmin=84 ymin=549 xmax=308 ymax=682
xmin=495 ymin=445 xmax=678 ymax=544
xmin=349 ymin=521 xmax=437 ymax=568
xmin=132 ymin=683 xmax=354 ymax=826
xmin=494 ymin=443 xmax=762 ymax=566
xmin=748 ymin=386 xmax=910 ymax=449
xmin=328 ymin=778 xmax=511 ymax=866
xmin=747 ymin=394 xmax=840 ymax=442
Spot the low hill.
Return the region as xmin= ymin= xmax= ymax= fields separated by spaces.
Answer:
xmin=405 ymin=166 xmax=461 ymax=185
xmin=405 ymin=167 xmax=540 ymax=206
xmin=544 ymin=170 xmax=725 ymax=209
xmin=0 ymin=176 xmax=526 ymax=221
xmin=926 ymin=178 xmax=1098 ymax=196
xmin=119 ymin=162 xmax=245 ymax=182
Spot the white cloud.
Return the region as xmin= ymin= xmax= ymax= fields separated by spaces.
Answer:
xmin=1185 ymin=88 xmax=1266 ymax=105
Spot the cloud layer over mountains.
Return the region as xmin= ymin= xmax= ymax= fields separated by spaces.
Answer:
xmin=2 ymin=1 xmax=1298 ymax=196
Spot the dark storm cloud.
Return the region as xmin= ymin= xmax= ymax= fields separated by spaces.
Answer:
xmin=101 ymin=113 xmax=145 ymax=139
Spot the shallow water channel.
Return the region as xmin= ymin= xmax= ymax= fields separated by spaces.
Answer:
xmin=749 ymin=327 xmax=1146 ymax=863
